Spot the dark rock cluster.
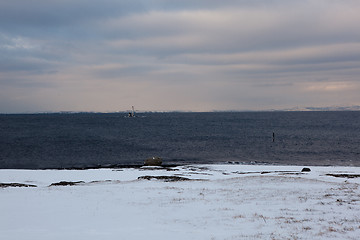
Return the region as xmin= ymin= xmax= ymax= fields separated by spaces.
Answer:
xmin=49 ymin=181 xmax=85 ymax=187
xmin=138 ymin=176 xmax=191 ymax=182
xmin=0 ymin=183 xmax=37 ymax=188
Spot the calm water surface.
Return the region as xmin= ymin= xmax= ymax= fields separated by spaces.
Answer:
xmin=1 ymin=112 xmax=360 ymax=169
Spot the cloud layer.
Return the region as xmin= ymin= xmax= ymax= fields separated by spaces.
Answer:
xmin=1 ymin=0 xmax=360 ymax=112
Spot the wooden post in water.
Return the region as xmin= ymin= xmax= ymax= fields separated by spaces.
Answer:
xmin=272 ymin=132 xmax=275 ymax=142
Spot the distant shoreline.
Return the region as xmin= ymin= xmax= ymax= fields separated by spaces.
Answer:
xmin=2 ymin=107 xmax=360 ymax=115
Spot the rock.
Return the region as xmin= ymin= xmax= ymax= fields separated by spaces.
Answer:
xmin=301 ymin=167 xmax=311 ymax=172
xmin=138 ymin=176 xmax=191 ymax=182
xmin=326 ymin=173 xmax=360 ymax=178
xmin=0 ymin=183 xmax=37 ymax=188
xmin=144 ymin=157 xmax=162 ymax=166
xmin=49 ymin=181 xmax=85 ymax=187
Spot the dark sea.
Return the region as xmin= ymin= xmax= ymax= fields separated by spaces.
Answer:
xmin=1 ymin=112 xmax=360 ymax=169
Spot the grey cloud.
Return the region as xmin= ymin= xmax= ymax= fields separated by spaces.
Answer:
xmin=100 ymin=4 xmax=360 ymax=59
xmin=0 ymin=77 xmax=56 ymax=88
xmin=1 ymin=0 xmax=360 ymax=112
xmin=0 ymin=1 xmax=144 ymax=27
xmin=252 ymin=82 xmax=294 ymax=88
xmin=92 ymin=65 xmax=159 ymax=79
xmin=0 ymin=57 xmax=56 ymax=74
xmin=0 ymin=0 xmax=242 ymax=32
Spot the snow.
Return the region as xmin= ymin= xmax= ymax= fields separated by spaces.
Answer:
xmin=1 ymin=164 xmax=360 ymax=239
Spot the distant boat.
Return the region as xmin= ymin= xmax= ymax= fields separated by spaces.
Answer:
xmin=127 ymin=106 xmax=135 ymax=117
xmin=126 ymin=106 xmax=146 ymax=118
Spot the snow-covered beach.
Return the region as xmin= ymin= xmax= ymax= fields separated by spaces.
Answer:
xmin=1 ymin=164 xmax=360 ymax=239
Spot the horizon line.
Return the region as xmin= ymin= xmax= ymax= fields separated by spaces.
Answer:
xmin=2 ymin=106 xmax=360 ymax=115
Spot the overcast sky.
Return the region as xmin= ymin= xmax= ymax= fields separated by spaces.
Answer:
xmin=1 ymin=0 xmax=360 ymax=112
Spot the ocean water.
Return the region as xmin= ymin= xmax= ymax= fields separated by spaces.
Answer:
xmin=1 ymin=112 xmax=360 ymax=169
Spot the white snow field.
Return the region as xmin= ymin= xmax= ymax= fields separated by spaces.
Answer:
xmin=1 ymin=164 xmax=360 ymax=240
